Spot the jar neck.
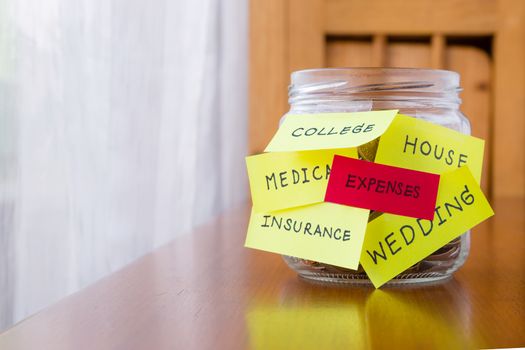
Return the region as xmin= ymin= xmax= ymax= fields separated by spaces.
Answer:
xmin=288 ymin=68 xmax=462 ymax=114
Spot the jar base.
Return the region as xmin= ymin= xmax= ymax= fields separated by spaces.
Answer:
xmin=283 ymin=233 xmax=469 ymax=287
xmin=297 ymin=271 xmax=453 ymax=287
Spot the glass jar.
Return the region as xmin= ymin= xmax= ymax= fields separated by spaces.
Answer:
xmin=282 ymin=68 xmax=471 ymax=286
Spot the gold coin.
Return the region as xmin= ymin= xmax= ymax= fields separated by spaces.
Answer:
xmin=368 ymin=210 xmax=383 ymax=222
xmin=359 ymin=138 xmax=382 ymax=222
xmin=358 ymin=137 xmax=380 ymax=161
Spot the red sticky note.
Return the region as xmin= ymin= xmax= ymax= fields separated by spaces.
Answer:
xmin=325 ymin=156 xmax=440 ymax=220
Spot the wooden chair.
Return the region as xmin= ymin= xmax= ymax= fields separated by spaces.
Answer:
xmin=250 ymin=0 xmax=525 ymax=198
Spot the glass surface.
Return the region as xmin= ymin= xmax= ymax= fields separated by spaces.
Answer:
xmin=282 ymin=68 xmax=471 ymax=286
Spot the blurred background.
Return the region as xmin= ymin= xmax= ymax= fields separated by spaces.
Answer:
xmin=1 ymin=0 xmax=524 ymax=331
xmin=0 ymin=0 xmax=248 ymax=330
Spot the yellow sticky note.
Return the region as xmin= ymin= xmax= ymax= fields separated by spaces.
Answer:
xmin=245 ymin=202 xmax=370 ymax=270
xmin=375 ymin=114 xmax=485 ymax=183
xmin=246 ymin=148 xmax=357 ymax=213
xmin=264 ymin=110 xmax=398 ymax=152
xmin=360 ymin=166 xmax=494 ymax=288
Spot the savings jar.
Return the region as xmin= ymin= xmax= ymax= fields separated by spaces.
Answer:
xmin=282 ymin=68 xmax=472 ymax=285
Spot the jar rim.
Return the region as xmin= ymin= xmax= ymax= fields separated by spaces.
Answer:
xmin=291 ymin=67 xmax=460 ymax=93
xmin=289 ymin=67 xmax=461 ymax=110
xmin=293 ymin=66 xmax=458 ymax=74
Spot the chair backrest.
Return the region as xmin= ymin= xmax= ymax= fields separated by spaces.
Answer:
xmin=250 ymin=0 xmax=525 ymax=198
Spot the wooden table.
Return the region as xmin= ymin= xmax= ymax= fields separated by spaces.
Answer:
xmin=0 ymin=198 xmax=523 ymax=349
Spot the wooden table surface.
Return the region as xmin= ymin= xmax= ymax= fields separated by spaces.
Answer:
xmin=0 ymin=198 xmax=524 ymax=349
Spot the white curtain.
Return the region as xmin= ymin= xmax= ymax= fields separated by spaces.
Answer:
xmin=0 ymin=0 xmax=248 ymax=329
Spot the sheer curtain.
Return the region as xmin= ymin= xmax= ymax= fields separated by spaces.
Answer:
xmin=0 ymin=0 xmax=247 ymax=329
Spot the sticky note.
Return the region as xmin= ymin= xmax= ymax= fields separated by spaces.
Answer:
xmin=245 ymin=202 xmax=370 ymax=270
xmin=375 ymin=114 xmax=485 ymax=183
xmin=325 ymin=156 xmax=440 ymax=220
xmin=264 ymin=110 xmax=398 ymax=152
xmin=360 ymin=166 xmax=494 ymax=288
xmin=246 ymin=148 xmax=357 ymax=213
